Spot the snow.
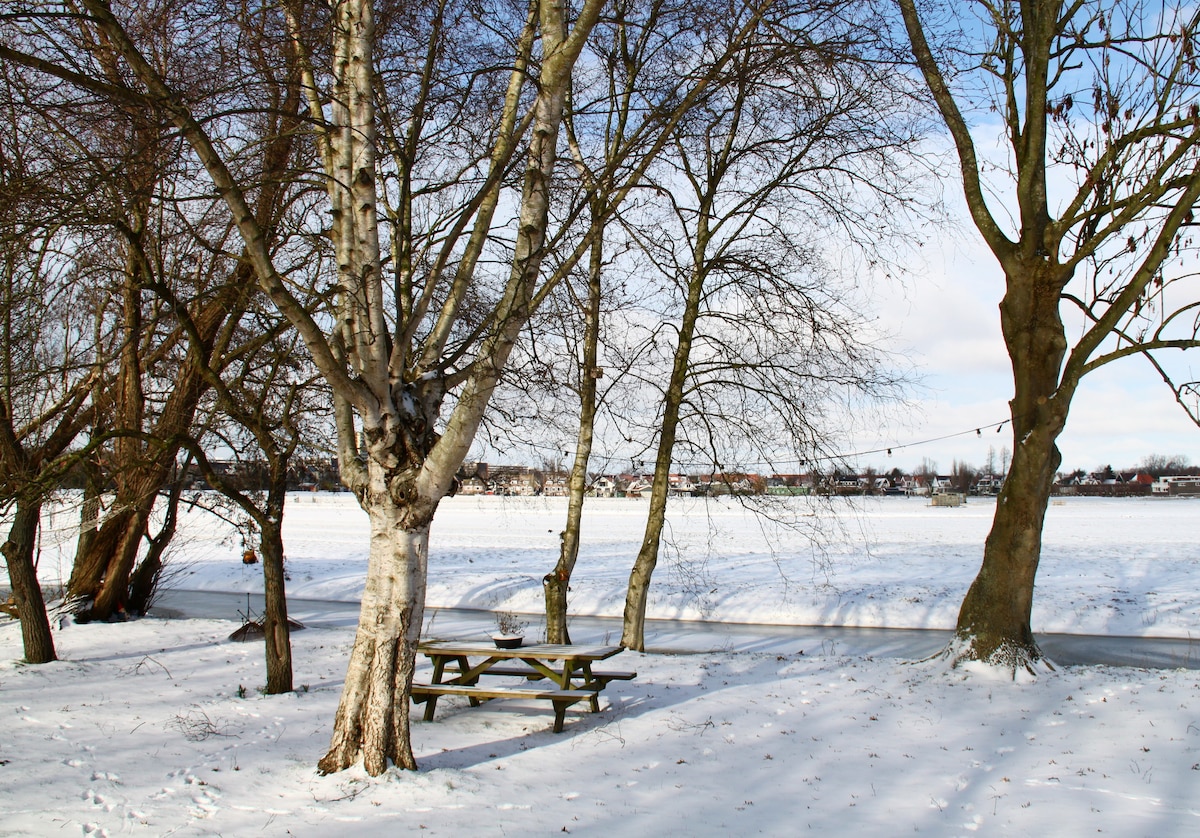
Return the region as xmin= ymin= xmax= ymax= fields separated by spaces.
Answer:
xmin=3 ymin=494 xmax=1200 ymax=836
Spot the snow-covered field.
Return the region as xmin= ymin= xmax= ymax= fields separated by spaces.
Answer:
xmin=120 ymin=492 xmax=1200 ymax=638
xmin=3 ymin=494 xmax=1199 ymax=836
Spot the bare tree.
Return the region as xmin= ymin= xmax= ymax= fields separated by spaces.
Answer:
xmin=1138 ymin=453 xmax=1193 ymax=476
xmin=0 ymin=6 xmax=273 ymax=623
xmin=899 ymin=0 xmax=1200 ymax=669
xmin=535 ymin=0 xmax=774 ymax=643
xmin=145 ymin=0 xmax=330 ymax=695
xmin=0 ymin=0 xmax=613 ymax=773
xmin=0 ymin=0 xmax=318 ymax=626
xmin=618 ymin=2 xmax=922 ymax=650
xmin=183 ymin=324 xmax=331 ymax=695
xmin=0 ymin=183 xmax=93 ymax=665
xmin=0 ymin=58 xmax=111 ymax=662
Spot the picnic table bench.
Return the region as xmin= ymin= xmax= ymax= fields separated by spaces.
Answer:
xmin=413 ymin=640 xmax=636 ymax=732
xmin=436 ymin=662 xmax=638 ymax=689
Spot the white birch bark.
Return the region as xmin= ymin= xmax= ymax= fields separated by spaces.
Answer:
xmin=320 ymin=460 xmax=433 ymax=774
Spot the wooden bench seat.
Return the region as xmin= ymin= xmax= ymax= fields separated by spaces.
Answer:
xmin=438 ymin=663 xmax=637 ymax=685
xmin=410 ymin=682 xmax=600 ymax=732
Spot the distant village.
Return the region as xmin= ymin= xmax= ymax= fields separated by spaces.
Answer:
xmin=182 ymin=458 xmax=1200 ymax=499
xmin=448 ymin=462 xmax=1200 ymax=499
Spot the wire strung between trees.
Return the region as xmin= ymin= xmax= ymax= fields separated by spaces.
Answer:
xmin=797 ymin=418 xmax=1013 ymax=468
xmin=514 ymin=416 xmax=1018 ymax=473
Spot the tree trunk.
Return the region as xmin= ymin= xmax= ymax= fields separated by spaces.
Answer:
xmin=544 ymin=434 xmax=590 ymax=646
xmin=260 ymin=478 xmax=293 ymax=695
xmin=621 ymin=261 xmax=705 ymax=651
xmin=127 ymin=470 xmax=187 ymax=615
xmin=621 ymin=457 xmax=673 ymax=652
xmin=544 ymin=210 xmax=604 ymax=645
xmin=75 ymin=458 xmax=103 ymax=563
xmin=318 ymin=462 xmax=434 ymax=775
xmin=67 ymin=228 xmax=156 ymax=620
xmin=67 ymin=502 xmax=149 ymax=620
xmin=953 ymin=262 xmax=1070 ymax=669
xmin=1 ymin=498 xmax=56 ymax=663
xmin=624 ymin=324 xmax=700 ymax=648
xmin=260 ymin=520 xmax=294 ymax=695
xmin=68 ymin=344 xmax=222 ymax=620
xmin=89 ymin=509 xmax=148 ymax=620
xmin=954 ymin=429 xmax=1061 ymax=668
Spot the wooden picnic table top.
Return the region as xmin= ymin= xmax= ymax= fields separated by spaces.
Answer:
xmin=413 ymin=640 xmax=632 ymax=732
xmin=418 ymin=640 xmax=624 ymax=662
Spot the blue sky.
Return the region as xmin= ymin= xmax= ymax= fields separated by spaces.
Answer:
xmin=860 ymin=217 xmax=1200 ymax=475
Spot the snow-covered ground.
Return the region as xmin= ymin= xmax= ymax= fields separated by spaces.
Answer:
xmin=3 ymin=493 xmax=1199 ymax=836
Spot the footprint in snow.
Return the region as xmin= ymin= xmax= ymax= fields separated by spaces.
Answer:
xmin=81 ymin=789 xmax=114 ymax=812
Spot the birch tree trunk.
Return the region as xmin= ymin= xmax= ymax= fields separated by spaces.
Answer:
xmin=318 ymin=461 xmax=434 ymax=774
xmin=319 ymin=0 xmax=602 ymax=774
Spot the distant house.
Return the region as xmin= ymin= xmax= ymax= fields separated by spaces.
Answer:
xmin=973 ymin=474 xmax=1004 ymax=495
xmin=1061 ymin=468 xmax=1151 ymax=496
xmin=541 ymin=473 xmax=570 ymax=497
xmin=621 ymin=475 xmax=651 ymax=498
xmin=458 ymin=475 xmax=489 ymax=495
xmin=766 ymin=474 xmax=812 ymax=496
xmin=929 ymin=475 xmax=955 ymax=494
xmin=667 ymin=473 xmax=696 ymax=496
xmin=455 ymin=461 xmax=490 ymax=495
xmin=860 ymin=475 xmax=891 ymax=493
xmin=830 ymin=476 xmax=861 ymax=494
xmin=897 ymin=475 xmax=930 ymax=496
xmin=590 ymin=475 xmax=618 ymax=498
xmin=489 ymin=465 xmax=541 ymax=496
xmin=1152 ymin=475 xmax=1200 ymax=496
xmin=701 ymin=472 xmax=763 ymax=495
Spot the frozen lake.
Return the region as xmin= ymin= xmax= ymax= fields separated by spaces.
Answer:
xmin=26 ymin=491 xmax=1196 ymax=640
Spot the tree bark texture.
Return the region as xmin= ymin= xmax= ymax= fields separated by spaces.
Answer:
xmin=318 ymin=462 xmax=433 ymax=775
xmin=68 ymin=503 xmax=147 ymax=619
xmin=74 ymin=459 xmax=103 ymax=564
xmin=260 ymin=514 xmax=294 ymax=696
xmin=955 ymin=435 xmax=1059 ymax=667
xmin=1 ymin=498 xmax=56 ymax=663
xmin=954 ymin=258 xmax=1071 ymax=666
xmin=259 ymin=468 xmax=294 ymax=695
xmin=127 ymin=469 xmax=188 ymax=614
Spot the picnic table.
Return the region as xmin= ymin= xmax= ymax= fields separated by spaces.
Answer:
xmin=412 ymin=640 xmax=636 ymax=732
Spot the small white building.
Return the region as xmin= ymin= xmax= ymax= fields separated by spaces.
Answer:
xmin=590 ymin=476 xmax=618 ymax=498
xmin=668 ymin=473 xmax=695 ymax=496
xmin=1152 ymin=475 xmax=1200 ymax=495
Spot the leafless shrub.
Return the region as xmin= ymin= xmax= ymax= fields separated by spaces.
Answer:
xmin=167 ymin=708 xmax=237 ymax=742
